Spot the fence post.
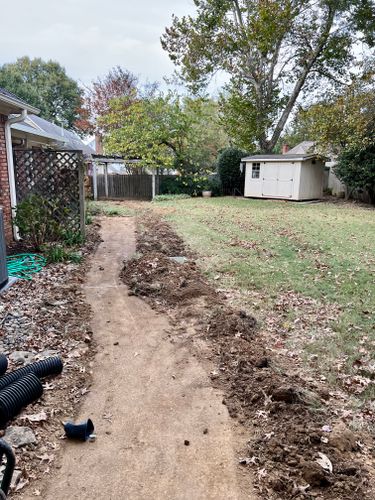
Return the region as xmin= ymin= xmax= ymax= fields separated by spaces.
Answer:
xmin=92 ymin=161 xmax=98 ymax=201
xmin=152 ymin=172 xmax=156 ymax=199
xmin=104 ymin=164 xmax=109 ymax=198
xmin=79 ymin=162 xmax=86 ymax=238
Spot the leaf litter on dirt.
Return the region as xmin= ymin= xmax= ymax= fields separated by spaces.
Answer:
xmin=0 ymin=223 xmax=101 ymax=496
xmin=121 ymin=212 xmax=375 ymax=500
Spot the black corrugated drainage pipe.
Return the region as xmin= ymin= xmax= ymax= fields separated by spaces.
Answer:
xmin=0 ymin=438 xmax=16 ymax=497
xmin=0 ymin=355 xmax=8 ymax=376
xmin=0 ymin=356 xmax=62 ymax=391
xmin=0 ymin=373 xmax=43 ymax=427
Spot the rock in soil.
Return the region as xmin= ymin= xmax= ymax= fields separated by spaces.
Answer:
xmin=4 ymin=426 xmax=37 ymax=448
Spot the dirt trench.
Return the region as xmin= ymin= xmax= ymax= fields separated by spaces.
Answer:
xmin=26 ymin=217 xmax=252 ymax=500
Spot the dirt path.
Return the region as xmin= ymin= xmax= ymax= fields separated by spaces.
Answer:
xmin=29 ymin=217 xmax=252 ymax=500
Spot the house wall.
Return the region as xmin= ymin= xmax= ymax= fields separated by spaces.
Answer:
xmin=0 ymin=114 xmax=12 ymax=243
xmin=298 ymin=160 xmax=324 ymax=200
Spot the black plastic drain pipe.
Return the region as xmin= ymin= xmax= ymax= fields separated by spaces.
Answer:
xmin=0 ymin=438 xmax=16 ymax=497
xmin=0 ymin=355 xmax=7 ymax=377
xmin=0 ymin=356 xmax=62 ymax=391
xmin=0 ymin=373 xmax=43 ymax=427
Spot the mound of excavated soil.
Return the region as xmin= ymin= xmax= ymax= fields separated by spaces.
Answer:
xmin=121 ymin=213 xmax=374 ymax=500
xmin=122 ymin=251 xmax=216 ymax=307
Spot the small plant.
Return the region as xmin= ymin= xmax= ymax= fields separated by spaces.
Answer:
xmin=61 ymin=229 xmax=84 ymax=247
xmin=87 ymin=204 xmax=101 ymax=216
xmin=153 ymin=194 xmax=191 ymax=202
xmin=87 ymin=201 xmax=134 ymax=217
xmin=42 ymin=243 xmax=82 ymax=263
xmin=106 ymin=208 xmax=121 ymax=216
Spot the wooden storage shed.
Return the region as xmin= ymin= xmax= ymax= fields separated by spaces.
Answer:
xmin=242 ymin=153 xmax=326 ymax=201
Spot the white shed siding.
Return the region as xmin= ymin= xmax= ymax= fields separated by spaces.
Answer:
xmin=244 ymin=161 xmax=301 ymax=199
xmin=298 ymin=160 xmax=324 ymax=200
xmin=261 ymin=162 xmax=299 ymax=199
xmin=244 ymin=162 xmax=263 ymax=197
xmin=244 ymin=158 xmax=324 ymax=201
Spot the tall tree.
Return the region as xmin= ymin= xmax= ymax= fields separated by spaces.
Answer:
xmin=162 ymin=0 xmax=375 ymax=152
xmin=83 ymin=66 xmax=138 ymax=133
xmin=101 ymin=92 xmax=228 ymax=171
xmin=0 ymin=56 xmax=83 ymax=130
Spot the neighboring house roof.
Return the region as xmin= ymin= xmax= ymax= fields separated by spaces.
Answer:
xmin=287 ymin=141 xmax=316 ymax=155
xmin=242 ymin=141 xmax=330 ymax=163
xmin=11 ymin=120 xmax=68 ymax=143
xmin=0 ymin=87 xmax=39 ymax=115
xmin=28 ymin=115 xmax=95 ymax=158
xmin=242 ymin=154 xmax=319 ymax=162
xmin=11 ymin=114 xmax=95 ymax=159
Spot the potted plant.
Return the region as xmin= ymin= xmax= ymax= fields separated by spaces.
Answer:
xmin=201 ymin=177 xmax=212 ymax=197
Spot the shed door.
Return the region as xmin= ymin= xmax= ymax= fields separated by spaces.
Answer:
xmin=262 ymin=164 xmax=279 ymax=197
xmin=262 ymin=163 xmax=294 ymax=198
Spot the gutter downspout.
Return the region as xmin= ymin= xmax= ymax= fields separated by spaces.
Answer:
xmin=5 ymin=109 xmax=27 ymax=240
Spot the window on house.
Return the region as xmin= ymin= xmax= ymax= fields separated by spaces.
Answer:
xmin=252 ymin=163 xmax=260 ymax=179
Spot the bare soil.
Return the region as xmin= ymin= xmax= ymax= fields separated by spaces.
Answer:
xmin=122 ymin=211 xmax=375 ymax=500
xmin=25 ymin=217 xmax=251 ymax=500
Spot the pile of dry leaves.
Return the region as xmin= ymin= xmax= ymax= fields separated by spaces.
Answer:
xmin=122 ymin=213 xmax=375 ymax=500
xmin=0 ymin=223 xmax=101 ymax=497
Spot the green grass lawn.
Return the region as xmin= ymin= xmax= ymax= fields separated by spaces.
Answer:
xmin=157 ymin=197 xmax=375 ymax=396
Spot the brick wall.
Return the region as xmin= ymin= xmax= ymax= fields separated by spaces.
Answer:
xmin=0 ymin=114 xmax=13 ymax=243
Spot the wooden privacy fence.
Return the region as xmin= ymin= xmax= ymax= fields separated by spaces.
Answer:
xmin=13 ymin=149 xmax=85 ymax=236
xmin=95 ymin=174 xmax=172 ymax=200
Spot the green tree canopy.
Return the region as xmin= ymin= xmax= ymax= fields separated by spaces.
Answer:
xmin=162 ymin=0 xmax=375 ymax=152
xmin=284 ymin=73 xmax=375 ymax=154
xmin=101 ymin=92 xmax=228 ymax=172
xmin=0 ymin=56 xmax=83 ymax=130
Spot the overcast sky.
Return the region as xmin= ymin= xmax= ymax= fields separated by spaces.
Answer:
xmin=0 ymin=0 xmax=197 ymax=87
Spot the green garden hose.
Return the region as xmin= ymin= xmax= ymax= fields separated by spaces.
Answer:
xmin=6 ymin=254 xmax=46 ymax=280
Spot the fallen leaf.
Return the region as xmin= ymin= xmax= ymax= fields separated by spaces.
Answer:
xmin=316 ymin=452 xmax=333 ymax=473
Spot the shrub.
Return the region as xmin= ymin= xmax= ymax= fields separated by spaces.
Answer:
xmin=217 ymin=147 xmax=247 ymax=195
xmin=13 ymin=195 xmax=62 ymax=249
xmin=160 ymin=173 xmax=216 ymax=196
xmin=206 ymin=177 xmax=222 ymax=197
xmin=159 ymin=176 xmax=184 ymax=195
xmin=335 ymin=144 xmax=375 ymax=204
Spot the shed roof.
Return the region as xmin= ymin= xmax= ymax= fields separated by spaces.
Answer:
xmin=0 ymin=87 xmax=39 ymax=115
xmin=242 ymin=154 xmax=317 ymax=162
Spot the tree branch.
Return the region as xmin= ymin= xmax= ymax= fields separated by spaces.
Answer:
xmin=267 ymin=6 xmax=336 ymax=151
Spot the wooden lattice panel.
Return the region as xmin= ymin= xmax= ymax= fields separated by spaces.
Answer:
xmin=13 ymin=149 xmax=85 ymax=236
